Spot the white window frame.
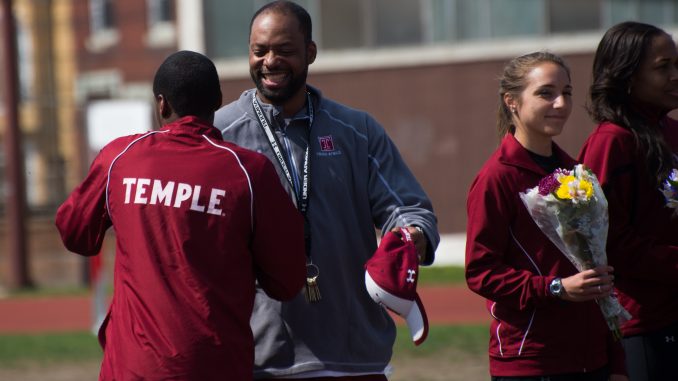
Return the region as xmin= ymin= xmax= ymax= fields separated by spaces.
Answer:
xmin=86 ymin=0 xmax=119 ymax=52
xmin=145 ymin=0 xmax=176 ymax=48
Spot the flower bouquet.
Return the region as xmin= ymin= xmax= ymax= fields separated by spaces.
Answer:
xmin=660 ymin=168 xmax=678 ymax=212
xmin=519 ymin=164 xmax=631 ymax=340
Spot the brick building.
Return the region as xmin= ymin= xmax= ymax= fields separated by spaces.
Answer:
xmin=2 ymin=0 xmax=678 ymax=288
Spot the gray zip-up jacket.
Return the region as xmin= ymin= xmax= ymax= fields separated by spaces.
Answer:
xmin=215 ymin=87 xmax=439 ymax=378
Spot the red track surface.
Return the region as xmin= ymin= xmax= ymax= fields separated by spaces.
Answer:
xmin=0 ymin=285 xmax=489 ymax=333
xmin=0 ymin=296 xmax=93 ymax=333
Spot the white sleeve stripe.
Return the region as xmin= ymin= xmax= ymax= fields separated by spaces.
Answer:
xmin=496 ymin=321 xmax=504 ymax=357
xmin=105 ymin=130 xmax=169 ymax=220
xmin=202 ymin=135 xmax=254 ymax=232
xmin=508 ymin=227 xmax=539 ymax=356
xmin=518 ymin=310 xmax=536 ymax=356
xmin=509 ymin=227 xmax=542 ymax=275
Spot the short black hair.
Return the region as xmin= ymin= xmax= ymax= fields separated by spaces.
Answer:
xmin=250 ymin=1 xmax=312 ymax=44
xmin=152 ymin=50 xmax=222 ymax=117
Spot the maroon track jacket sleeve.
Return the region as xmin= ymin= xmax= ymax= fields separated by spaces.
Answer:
xmin=55 ymin=149 xmax=113 ymax=256
xmin=250 ymin=158 xmax=306 ymax=301
xmin=579 ymin=129 xmax=678 ymax=285
xmin=465 ymin=169 xmax=553 ymax=311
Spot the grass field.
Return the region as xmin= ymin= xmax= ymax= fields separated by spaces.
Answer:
xmin=0 ymin=332 xmax=101 ymax=367
xmin=418 ymin=265 xmax=466 ymax=285
xmin=0 ymin=325 xmax=490 ymax=380
xmin=0 ymin=325 xmax=488 ymax=365
xmin=0 ymin=266 xmax=490 ymax=380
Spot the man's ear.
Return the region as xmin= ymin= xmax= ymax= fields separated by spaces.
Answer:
xmin=157 ymin=95 xmax=173 ymax=119
xmin=307 ymin=41 xmax=317 ymax=65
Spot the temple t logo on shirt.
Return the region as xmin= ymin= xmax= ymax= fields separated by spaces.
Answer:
xmin=318 ymin=136 xmax=335 ymax=152
xmin=122 ymin=177 xmax=226 ymax=215
xmin=317 ymin=135 xmax=342 ymax=157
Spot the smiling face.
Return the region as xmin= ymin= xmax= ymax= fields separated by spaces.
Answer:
xmin=249 ymin=11 xmax=316 ymax=110
xmin=505 ymin=61 xmax=573 ymax=155
xmin=629 ymin=33 xmax=678 ymax=117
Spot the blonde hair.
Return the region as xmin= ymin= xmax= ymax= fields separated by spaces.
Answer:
xmin=497 ymin=51 xmax=571 ymax=138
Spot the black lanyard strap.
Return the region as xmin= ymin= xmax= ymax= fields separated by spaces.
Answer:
xmin=251 ymin=92 xmax=313 ymax=215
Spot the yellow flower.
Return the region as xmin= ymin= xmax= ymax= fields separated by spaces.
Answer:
xmin=556 ymin=176 xmax=575 ymax=199
xmin=556 ymin=176 xmax=593 ymax=201
xmin=578 ymin=180 xmax=593 ymax=199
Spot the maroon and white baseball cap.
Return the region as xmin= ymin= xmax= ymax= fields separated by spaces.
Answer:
xmin=365 ymin=227 xmax=428 ymax=345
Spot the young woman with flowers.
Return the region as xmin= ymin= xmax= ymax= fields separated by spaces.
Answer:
xmin=578 ymin=21 xmax=678 ymax=381
xmin=465 ymin=51 xmax=627 ymax=381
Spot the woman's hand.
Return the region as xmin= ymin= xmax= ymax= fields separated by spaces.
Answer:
xmin=560 ymin=265 xmax=615 ymax=302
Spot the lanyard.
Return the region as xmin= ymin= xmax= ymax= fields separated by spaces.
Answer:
xmin=252 ymin=92 xmax=322 ymax=302
xmin=251 ymin=92 xmax=313 ymax=215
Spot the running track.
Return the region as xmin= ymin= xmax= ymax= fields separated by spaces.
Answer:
xmin=0 ymin=285 xmax=489 ymax=333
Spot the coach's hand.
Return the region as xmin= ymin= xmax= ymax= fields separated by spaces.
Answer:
xmin=391 ymin=226 xmax=428 ymax=263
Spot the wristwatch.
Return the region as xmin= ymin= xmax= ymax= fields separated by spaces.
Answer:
xmin=549 ymin=278 xmax=564 ymax=298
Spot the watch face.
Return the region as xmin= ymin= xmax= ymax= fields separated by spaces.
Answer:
xmin=549 ymin=278 xmax=563 ymax=296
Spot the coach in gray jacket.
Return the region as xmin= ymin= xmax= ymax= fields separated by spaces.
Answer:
xmin=214 ymin=1 xmax=439 ymax=380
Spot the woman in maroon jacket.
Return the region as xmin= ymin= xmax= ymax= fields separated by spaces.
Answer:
xmin=466 ymin=51 xmax=627 ymax=381
xmin=578 ymin=21 xmax=678 ymax=381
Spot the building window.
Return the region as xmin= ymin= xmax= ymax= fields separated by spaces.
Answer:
xmin=90 ymin=0 xmax=115 ymax=32
xmin=203 ymin=0 xmax=254 ymax=58
xmin=549 ymin=0 xmax=602 ymax=33
xmin=490 ymin=0 xmax=545 ymax=38
xmin=146 ymin=0 xmax=176 ymax=48
xmin=374 ymin=0 xmax=423 ymax=46
xmin=202 ymin=0 xmax=678 ymax=61
xmin=86 ymin=0 xmax=119 ymax=52
xmin=148 ymin=0 xmax=173 ymax=24
xmin=319 ymin=0 xmax=364 ymax=50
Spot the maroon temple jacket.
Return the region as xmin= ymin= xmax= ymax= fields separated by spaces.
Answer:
xmin=579 ymin=118 xmax=678 ymax=336
xmin=56 ymin=116 xmax=306 ymax=381
xmin=466 ymin=134 xmax=625 ymax=377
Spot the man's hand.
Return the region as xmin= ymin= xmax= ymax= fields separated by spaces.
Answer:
xmin=391 ymin=226 xmax=427 ymax=263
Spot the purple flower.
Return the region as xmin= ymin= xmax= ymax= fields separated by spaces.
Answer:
xmin=538 ymin=174 xmax=560 ymax=196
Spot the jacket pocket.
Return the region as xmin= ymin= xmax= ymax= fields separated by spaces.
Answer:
xmin=490 ymin=302 xmax=542 ymax=357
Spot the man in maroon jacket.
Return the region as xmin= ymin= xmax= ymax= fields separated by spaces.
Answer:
xmin=56 ymin=50 xmax=306 ymax=381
